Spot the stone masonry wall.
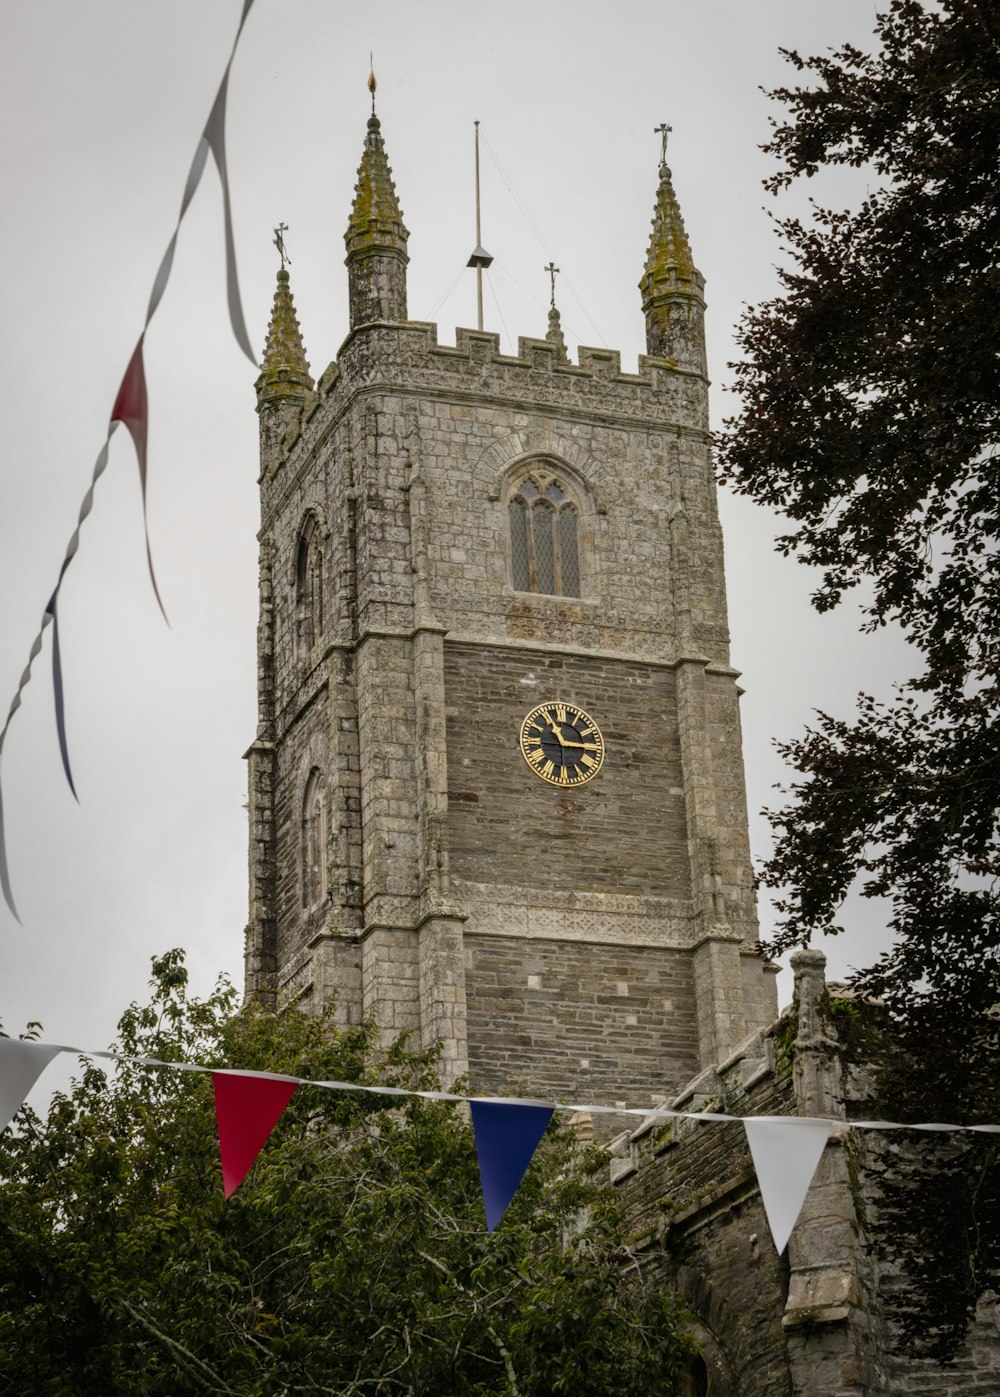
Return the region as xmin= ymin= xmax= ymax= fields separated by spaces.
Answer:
xmin=444 ymin=640 xmax=690 ymax=898
xmin=259 ymin=324 xmax=730 ymax=671
xmin=611 ymin=951 xmax=1000 ymax=1396
xmin=612 ymin=1022 xmax=797 ymax=1395
xmin=465 ymin=934 xmax=699 ymax=1117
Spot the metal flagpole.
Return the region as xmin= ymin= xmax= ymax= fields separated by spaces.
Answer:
xmin=466 ymin=119 xmax=493 ymax=331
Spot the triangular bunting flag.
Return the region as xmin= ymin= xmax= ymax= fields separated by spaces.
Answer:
xmin=0 ymin=1039 xmax=63 ymax=1133
xmin=470 ymin=1100 xmax=554 ymax=1231
xmin=744 ymin=1117 xmax=833 ymax=1255
xmin=212 ymin=1071 xmax=298 ymax=1199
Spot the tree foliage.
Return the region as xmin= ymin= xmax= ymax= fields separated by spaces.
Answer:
xmin=716 ymin=0 xmax=1000 ymax=1356
xmin=0 ymin=952 xmax=695 ymax=1394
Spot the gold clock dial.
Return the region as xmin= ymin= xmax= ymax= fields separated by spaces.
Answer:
xmin=519 ymin=701 xmax=605 ymax=787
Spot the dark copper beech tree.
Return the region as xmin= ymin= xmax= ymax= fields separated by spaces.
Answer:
xmin=716 ymin=0 xmax=1000 ymax=1358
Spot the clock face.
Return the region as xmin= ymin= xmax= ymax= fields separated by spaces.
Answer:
xmin=519 ymin=701 xmax=605 ymax=787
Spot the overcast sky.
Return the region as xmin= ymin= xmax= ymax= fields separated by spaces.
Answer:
xmin=0 ymin=0 xmax=907 ymax=1072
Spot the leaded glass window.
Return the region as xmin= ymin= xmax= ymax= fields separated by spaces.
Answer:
xmin=559 ymin=505 xmax=580 ymax=596
xmin=509 ymin=497 xmax=530 ymax=591
xmin=534 ymin=502 xmax=556 ymax=593
xmin=507 ymin=470 xmax=581 ymax=597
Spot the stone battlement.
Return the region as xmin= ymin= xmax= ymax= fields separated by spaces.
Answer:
xmin=262 ymin=318 xmax=709 ymax=495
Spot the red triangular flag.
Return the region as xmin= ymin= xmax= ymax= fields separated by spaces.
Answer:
xmin=111 ymin=335 xmax=149 ymax=478
xmin=212 ymin=1071 xmax=298 ymax=1199
xmin=109 ymin=333 xmax=168 ymax=620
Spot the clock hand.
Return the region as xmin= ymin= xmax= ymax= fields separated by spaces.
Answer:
xmin=543 ymin=716 xmax=601 ymax=752
xmin=544 ymin=716 xmax=569 ymax=746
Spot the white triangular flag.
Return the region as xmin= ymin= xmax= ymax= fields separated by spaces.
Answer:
xmin=0 ymin=1039 xmax=63 ymax=1133
xmin=744 ymin=1117 xmax=833 ymax=1255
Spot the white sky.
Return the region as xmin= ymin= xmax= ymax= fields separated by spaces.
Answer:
xmin=0 ymin=0 xmax=907 ymax=1068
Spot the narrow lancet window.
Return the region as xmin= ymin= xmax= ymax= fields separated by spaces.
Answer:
xmin=506 ymin=470 xmax=581 ymax=597
xmin=295 ymin=519 xmax=323 ymax=656
xmin=302 ymin=768 xmax=327 ymax=907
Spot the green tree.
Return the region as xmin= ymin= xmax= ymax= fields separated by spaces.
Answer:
xmin=0 ymin=951 xmax=695 ymax=1394
xmin=716 ymin=0 xmax=999 ymax=1358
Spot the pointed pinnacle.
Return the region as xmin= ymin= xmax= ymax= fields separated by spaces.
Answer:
xmin=643 ymin=160 xmax=697 ymax=287
xmin=545 ymin=303 xmax=568 ymax=362
xmin=257 ymin=266 xmax=313 ymax=402
xmin=346 ymin=113 xmax=409 ymax=256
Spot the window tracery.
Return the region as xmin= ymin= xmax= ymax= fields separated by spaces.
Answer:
xmin=507 ymin=468 xmax=581 ymax=597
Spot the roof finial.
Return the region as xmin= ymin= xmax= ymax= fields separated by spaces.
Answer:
xmin=545 ymin=260 xmax=560 ymax=311
xmin=654 ymin=122 xmax=672 ymax=173
xmin=543 ymin=261 xmax=567 ymax=359
xmin=368 ymin=55 xmax=377 ymax=115
xmin=273 ymin=222 xmax=290 ymax=269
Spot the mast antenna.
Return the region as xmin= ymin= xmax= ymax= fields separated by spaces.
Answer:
xmin=466 ymin=120 xmax=493 ymax=332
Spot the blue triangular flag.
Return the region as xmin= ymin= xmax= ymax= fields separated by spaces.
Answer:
xmin=471 ymin=1099 xmax=554 ymax=1231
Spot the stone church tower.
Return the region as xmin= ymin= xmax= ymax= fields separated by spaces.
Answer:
xmin=243 ymin=107 xmax=778 ymax=1112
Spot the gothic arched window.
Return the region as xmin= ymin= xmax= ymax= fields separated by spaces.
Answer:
xmin=295 ymin=518 xmax=323 ymax=656
xmin=301 ymin=767 xmax=327 ymax=908
xmin=507 ymin=470 xmax=581 ymax=597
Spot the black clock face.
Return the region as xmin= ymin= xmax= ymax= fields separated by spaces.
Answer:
xmin=518 ymin=701 xmax=605 ymax=787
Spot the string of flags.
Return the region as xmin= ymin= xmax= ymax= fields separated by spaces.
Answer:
xmin=2 ymin=1036 xmax=997 ymax=1249
xmin=0 ymin=0 xmax=259 ymax=922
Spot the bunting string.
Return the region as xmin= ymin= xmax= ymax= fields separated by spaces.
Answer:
xmin=3 ymin=1034 xmax=997 ymax=1241
xmin=4 ymin=1034 xmax=998 ymax=1135
xmin=0 ymin=0 xmax=258 ymax=923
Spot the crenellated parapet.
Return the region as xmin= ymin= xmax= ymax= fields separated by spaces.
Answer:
xmin=260 ymin=320 xmax=711 ymax=496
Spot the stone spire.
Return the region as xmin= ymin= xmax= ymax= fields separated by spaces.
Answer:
xmin=344 ymin=101 xmax=409 ymax=329
xmin=639 ymin=136 xmax=706 ymax=375
xmin=255 ymin=262 xmax=313 ymax=470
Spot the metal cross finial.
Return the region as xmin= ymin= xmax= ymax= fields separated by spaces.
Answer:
xmin=655 ymin=122 xmax=672 ymax=166
xmin=545 ymin=261 xmax=560 ymax=310
xmin=368 ymin=55 xmax=377 ymax=114
xmin=273 ymin=223 xmax=290 ymax=268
